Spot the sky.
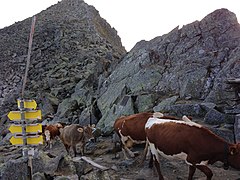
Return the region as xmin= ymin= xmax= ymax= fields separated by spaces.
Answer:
xmin=0 ymin=0 xmax=240 ymax=51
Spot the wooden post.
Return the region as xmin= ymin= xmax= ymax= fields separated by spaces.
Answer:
xmin=234 ymin=114 xmax=240 ymax=143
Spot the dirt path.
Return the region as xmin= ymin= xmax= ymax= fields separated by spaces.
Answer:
xmin=41 ymin=135 xmax=240 ymax=180
xmin=85 ymin=136 xmax=240 ymax=180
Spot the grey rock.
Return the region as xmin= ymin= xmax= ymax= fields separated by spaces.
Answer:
xmin=153 ymin=96 xmax=179 ymax=113
xmin=32 ymin=172 xmax=47 ymax=180
xmin=204 ymin=109 xmax=226 ymax=125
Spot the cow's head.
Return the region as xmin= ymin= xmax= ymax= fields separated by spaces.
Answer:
xmin=77 ymin=124 xmax=95 ymax=142
xmin=56 ymin=123 xmax=63 ymax=129
xmin=228 ymin=143 xmax=240 ymax=170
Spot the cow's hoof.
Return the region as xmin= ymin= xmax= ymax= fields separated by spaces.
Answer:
xmin=133 ymin=151 xmax=140 ymax=156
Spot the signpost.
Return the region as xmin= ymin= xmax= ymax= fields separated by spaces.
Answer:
xmin=10 ymin=135 xmax=43 ymax=146
xmin=8 ymin=98 xmax=42 ymax=180
xmin=9 ymin=124 xmax=42 ymax=134
xmin=17 ymin=99 xmax=37 ymax=110
xmin=8 ymin=101 xmax=42 ymax=145
xmin=8 ymin=110 xmax=42 ymax=121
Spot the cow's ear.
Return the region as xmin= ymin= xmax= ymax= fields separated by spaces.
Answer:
xmin=77 ymin=127 xmax=84 ymax=133
xmin=229 ymin=146 xmax=238 ymax=155
xmin=91 ymin=124 xmax=96 ymax=128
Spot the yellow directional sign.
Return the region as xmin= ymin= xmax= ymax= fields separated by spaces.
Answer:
xmin=9 ymin=124 xmax=42 ymax=134
xmin=17 ymin=99 xmax=37 ymax=110
xmin=8 ymin=110 xmax=42 ymax=121
xmin=10 ymin=135 xmax=43 ymax=145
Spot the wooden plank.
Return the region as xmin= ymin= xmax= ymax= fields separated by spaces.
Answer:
xmin=226 ymin=78 xmax=240 ymax=84
xmin=234 ymin=114 xmax=240 ymax=143
xmin=72 ymin=156 xmax=109 ymax=171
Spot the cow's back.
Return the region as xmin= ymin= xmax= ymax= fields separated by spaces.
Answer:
xmin=114 ymin=112 xmax=153 ymax=141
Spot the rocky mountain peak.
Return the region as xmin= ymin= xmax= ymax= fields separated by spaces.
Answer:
xmin=0 ymin=0 xmax=126 ymax=116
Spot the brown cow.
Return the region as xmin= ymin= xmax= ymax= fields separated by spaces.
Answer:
xmin=113 ymin=112 xmax=163 ymax=159
xmin=44 ymin=123 xmax=63 ymax=149
xmin=145 ymin=117 xmax=240 ymax=180
xmin=60 ymin=124 xmax=95 ymax=157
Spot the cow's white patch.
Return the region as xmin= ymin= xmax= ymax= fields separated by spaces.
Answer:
xmin=185 ymin=160 xmax=209 ymax=166
xmin=197 ymin=160 xmax=209 ymax=166
xmin=45 ymin=130 xmax=50 ymax=141
xmin=145 ymin=117 xmax=202 ymax=129
xmin=157 ymin=148 xmax=187 ymax=161
xmin=148 ymin=140 xmax=160 ymax=163
xmin=148 ymin=140 xmax=189 ymax=163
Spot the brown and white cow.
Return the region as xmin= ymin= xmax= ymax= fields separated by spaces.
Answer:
xmin=60 ymin=124 xmax=95 ymax=157
xmin=145 ymin=117 xmax=240 ymax=180
xmin=44 ymin=123 xmax=63 ymax=149
xmin=113 ymin=112 xmax=192 ymax=159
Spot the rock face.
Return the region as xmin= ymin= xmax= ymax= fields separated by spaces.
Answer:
xmin=96 ymin=8 xmax=240 ymax=135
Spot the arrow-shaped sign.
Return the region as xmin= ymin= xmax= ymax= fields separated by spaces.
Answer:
xmin=9 ymin=124 xmax=42 ymax=134
xmin=7 ymin=110 xmax=42 ymax=121
xmin=10 ymin=135 xmax=43 ymax=145
xmin=17 ymin=99 xmax=37 ymax=110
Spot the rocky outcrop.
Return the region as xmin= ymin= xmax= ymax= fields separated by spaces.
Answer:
xmin=96 ymin=9 xmax=240 ymax=134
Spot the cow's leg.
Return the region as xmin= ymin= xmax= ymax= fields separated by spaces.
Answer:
xmin=140 ymin=142 xmax=149 ymax=165
xmin=71 ymin=146 xmax=77 ymax=157
xmin=122 ymin=147 xmax=130 ymax=159
xmin=80 ymin=145 xmax=84 ymax=156
xmin=49 ymin=140 xmax=53 ymax=149
xmin=122 ymin=146 xmax=135 ymax=158
xmin=44 ymin=141 xmax=49 ymax=149
xmin=76 ymin=142 xmax=84 ymax=156
xmin=148 ymin=153 xmax=153 ymax=168
xmin=153 ymin=154 xmax=164 ymax=180
xmin=124 ymin=139 xmax=135 ymax=158
xmin=140 ymin=141 xmax=153 ymax=168
xmin=64 ymin=144 xmax=70 ymax=154
xmin=188 ymin=165 xmax=196 ymax=180
xmin=148 ymin=143 xmax=164 ymax=179
xmin=195 ymin=165 xmax=213 ymax=180
xmin=120 ymin=135 xmax=135 ymax=159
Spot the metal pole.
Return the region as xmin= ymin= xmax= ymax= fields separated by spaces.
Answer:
xmin=19 ymin=99 xmax=29 ymax=180
xmin=19 ymin=99 xmax=28 ymax=157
